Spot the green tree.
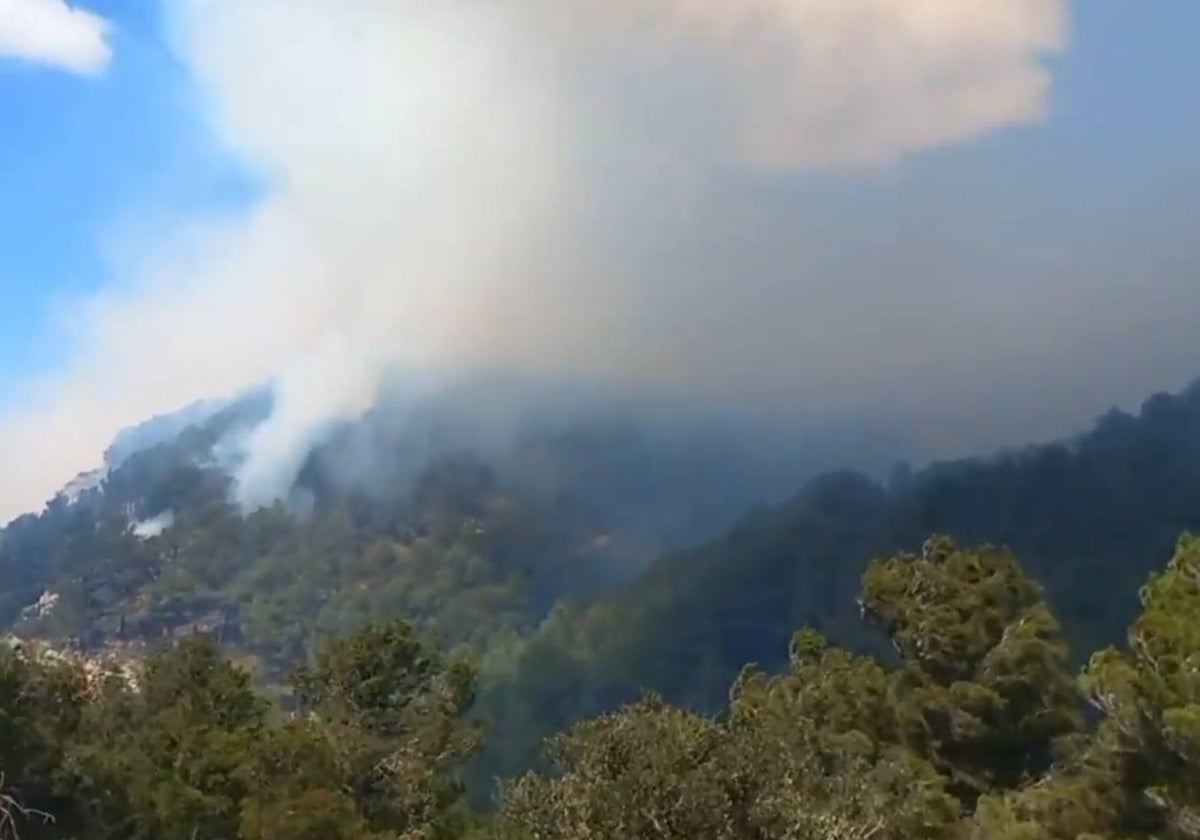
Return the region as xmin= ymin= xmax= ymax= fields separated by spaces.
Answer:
xmin=861 ymin=537 xmax=1084 ymax=801
xmin=965 ymin=730 xmax=1132 ymax=839
xmin=500 ymin=695 xmax=742 ymax=839
xmin=65 ymin=635 xmax=267 ymax=840
xmin=497 ymin=631 xmax=959 ymax=839
xmin=0 ymin=642 xmax=88 ymax=839
xmin=291 ymin=620 xmax=481 ymax=837
xmin=727 ymin=629 xmax=960 ymax=839
xmin=237 ymin=720 xmax=390 ymax=840
xmin=1078 ymin=533 xmax=1200 ymax=837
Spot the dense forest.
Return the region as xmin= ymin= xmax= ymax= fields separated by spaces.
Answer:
xmin=5 ymin=377 xmax=1200 ymax=835
xmin=6 ymin=534 xmax=1200 ymax=838
xmin=0 ymin=383 xmax=818 ymax=670
xmin=475 ymin=381 xmax=1200 ymax=782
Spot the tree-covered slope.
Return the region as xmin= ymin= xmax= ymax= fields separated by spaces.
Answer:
xmin=9 ymin=536 xmax=1200 ymax=838
xmin=475 ymin=380 xmax=1200 ymax=781
xmin=8 ymin=377 xmax=1200 ymax=793
xmin=0 ymin=383 xmax=813 ymax=679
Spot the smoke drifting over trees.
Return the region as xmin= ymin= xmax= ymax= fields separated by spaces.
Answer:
xmin=4 ymin=0 xmax=1200 ymax=521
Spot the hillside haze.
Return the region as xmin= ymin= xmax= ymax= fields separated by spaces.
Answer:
xmin=5 ymin=1 xmax=1200 ymax=835
xmin=0 ymin=375 xmax=842 ymax=661
xmin=6 ymin=373 xmax=1200 ymax=794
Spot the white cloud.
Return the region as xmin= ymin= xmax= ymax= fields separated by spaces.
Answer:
xmin=0 ymin=0 xmax=1074 ymax=520
xmin=0 ymin=0 xmax=112 ymax=76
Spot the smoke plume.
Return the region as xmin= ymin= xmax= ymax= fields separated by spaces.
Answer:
xmin=1 ymin=0 xmax=1129 ymax=521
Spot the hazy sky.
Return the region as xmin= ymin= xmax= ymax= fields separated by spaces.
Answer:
xmin=0 ymin=0 xmax=1198 ymax=521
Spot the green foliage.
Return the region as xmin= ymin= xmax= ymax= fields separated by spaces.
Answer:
xmin=0 ymin=642 xmax=88 ymax=838
xmin=495 ymin=635 xmax=960 ymax=839
xmin=237 ymin=721 xmax=394 ymax=840
xmin=726 ymin=629 xmax=961 ymax=839
xmin=10 ymin=378 xmax=1200 ymax=835
xmin=861 ymin=537 xmax=1084 ymax=800
xmin=485 ymin=533 xmax=1200 ymax=838
xmin=11 ymin=535 xmax=1200 ymax=839
xmin=730 ymin=627 xmax=900 ymax=748
xmin=291 ymin=620 xmax=481 ymax=836
xmin=64 ymin=636 xmax=270 ymax=839
xmin=500 ymin=696 xmax=744 ymax=838
xmin=1078 ymin=533 xmax=1200 ymax=837
xmin=965 ymin=732 xmax=1131 ymax=839
xmin=472 ymin=383 xmax=1200 ymax=789
xmin=0 ymin=619 xmax=478 ymax=839
xmin=472 ymin=472 xmax=897 ymax=786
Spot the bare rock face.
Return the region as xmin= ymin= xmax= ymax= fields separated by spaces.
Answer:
xmin=2 ymin=634 xmax=141 ymax=696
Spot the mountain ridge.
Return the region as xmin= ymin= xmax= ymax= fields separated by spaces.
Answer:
xmin=5 ymin=375 xmax=1200 ymax=790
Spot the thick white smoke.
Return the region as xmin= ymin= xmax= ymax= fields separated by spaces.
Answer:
xmin=0 ymin=0 xmax=1071 ymax=520
xmin=542 ymin=0 xmax=1066 ymax=168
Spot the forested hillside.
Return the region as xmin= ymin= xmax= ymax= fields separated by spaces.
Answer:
xmin=5 ymin=378 xmax=1200 ymax=807
xmin=476 ymin=380 xmax=1200 ymax=780
xmin=0 ymin=383 xmax=814 ymax=677
xmin=7 ymin=535 xmax=1200 ymax=838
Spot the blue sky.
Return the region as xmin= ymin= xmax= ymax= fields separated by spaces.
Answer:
xmin=1 ymin=0 xmax=1199 ymax=519
xmin=0 ymin=0 xmax=258 ymax=400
